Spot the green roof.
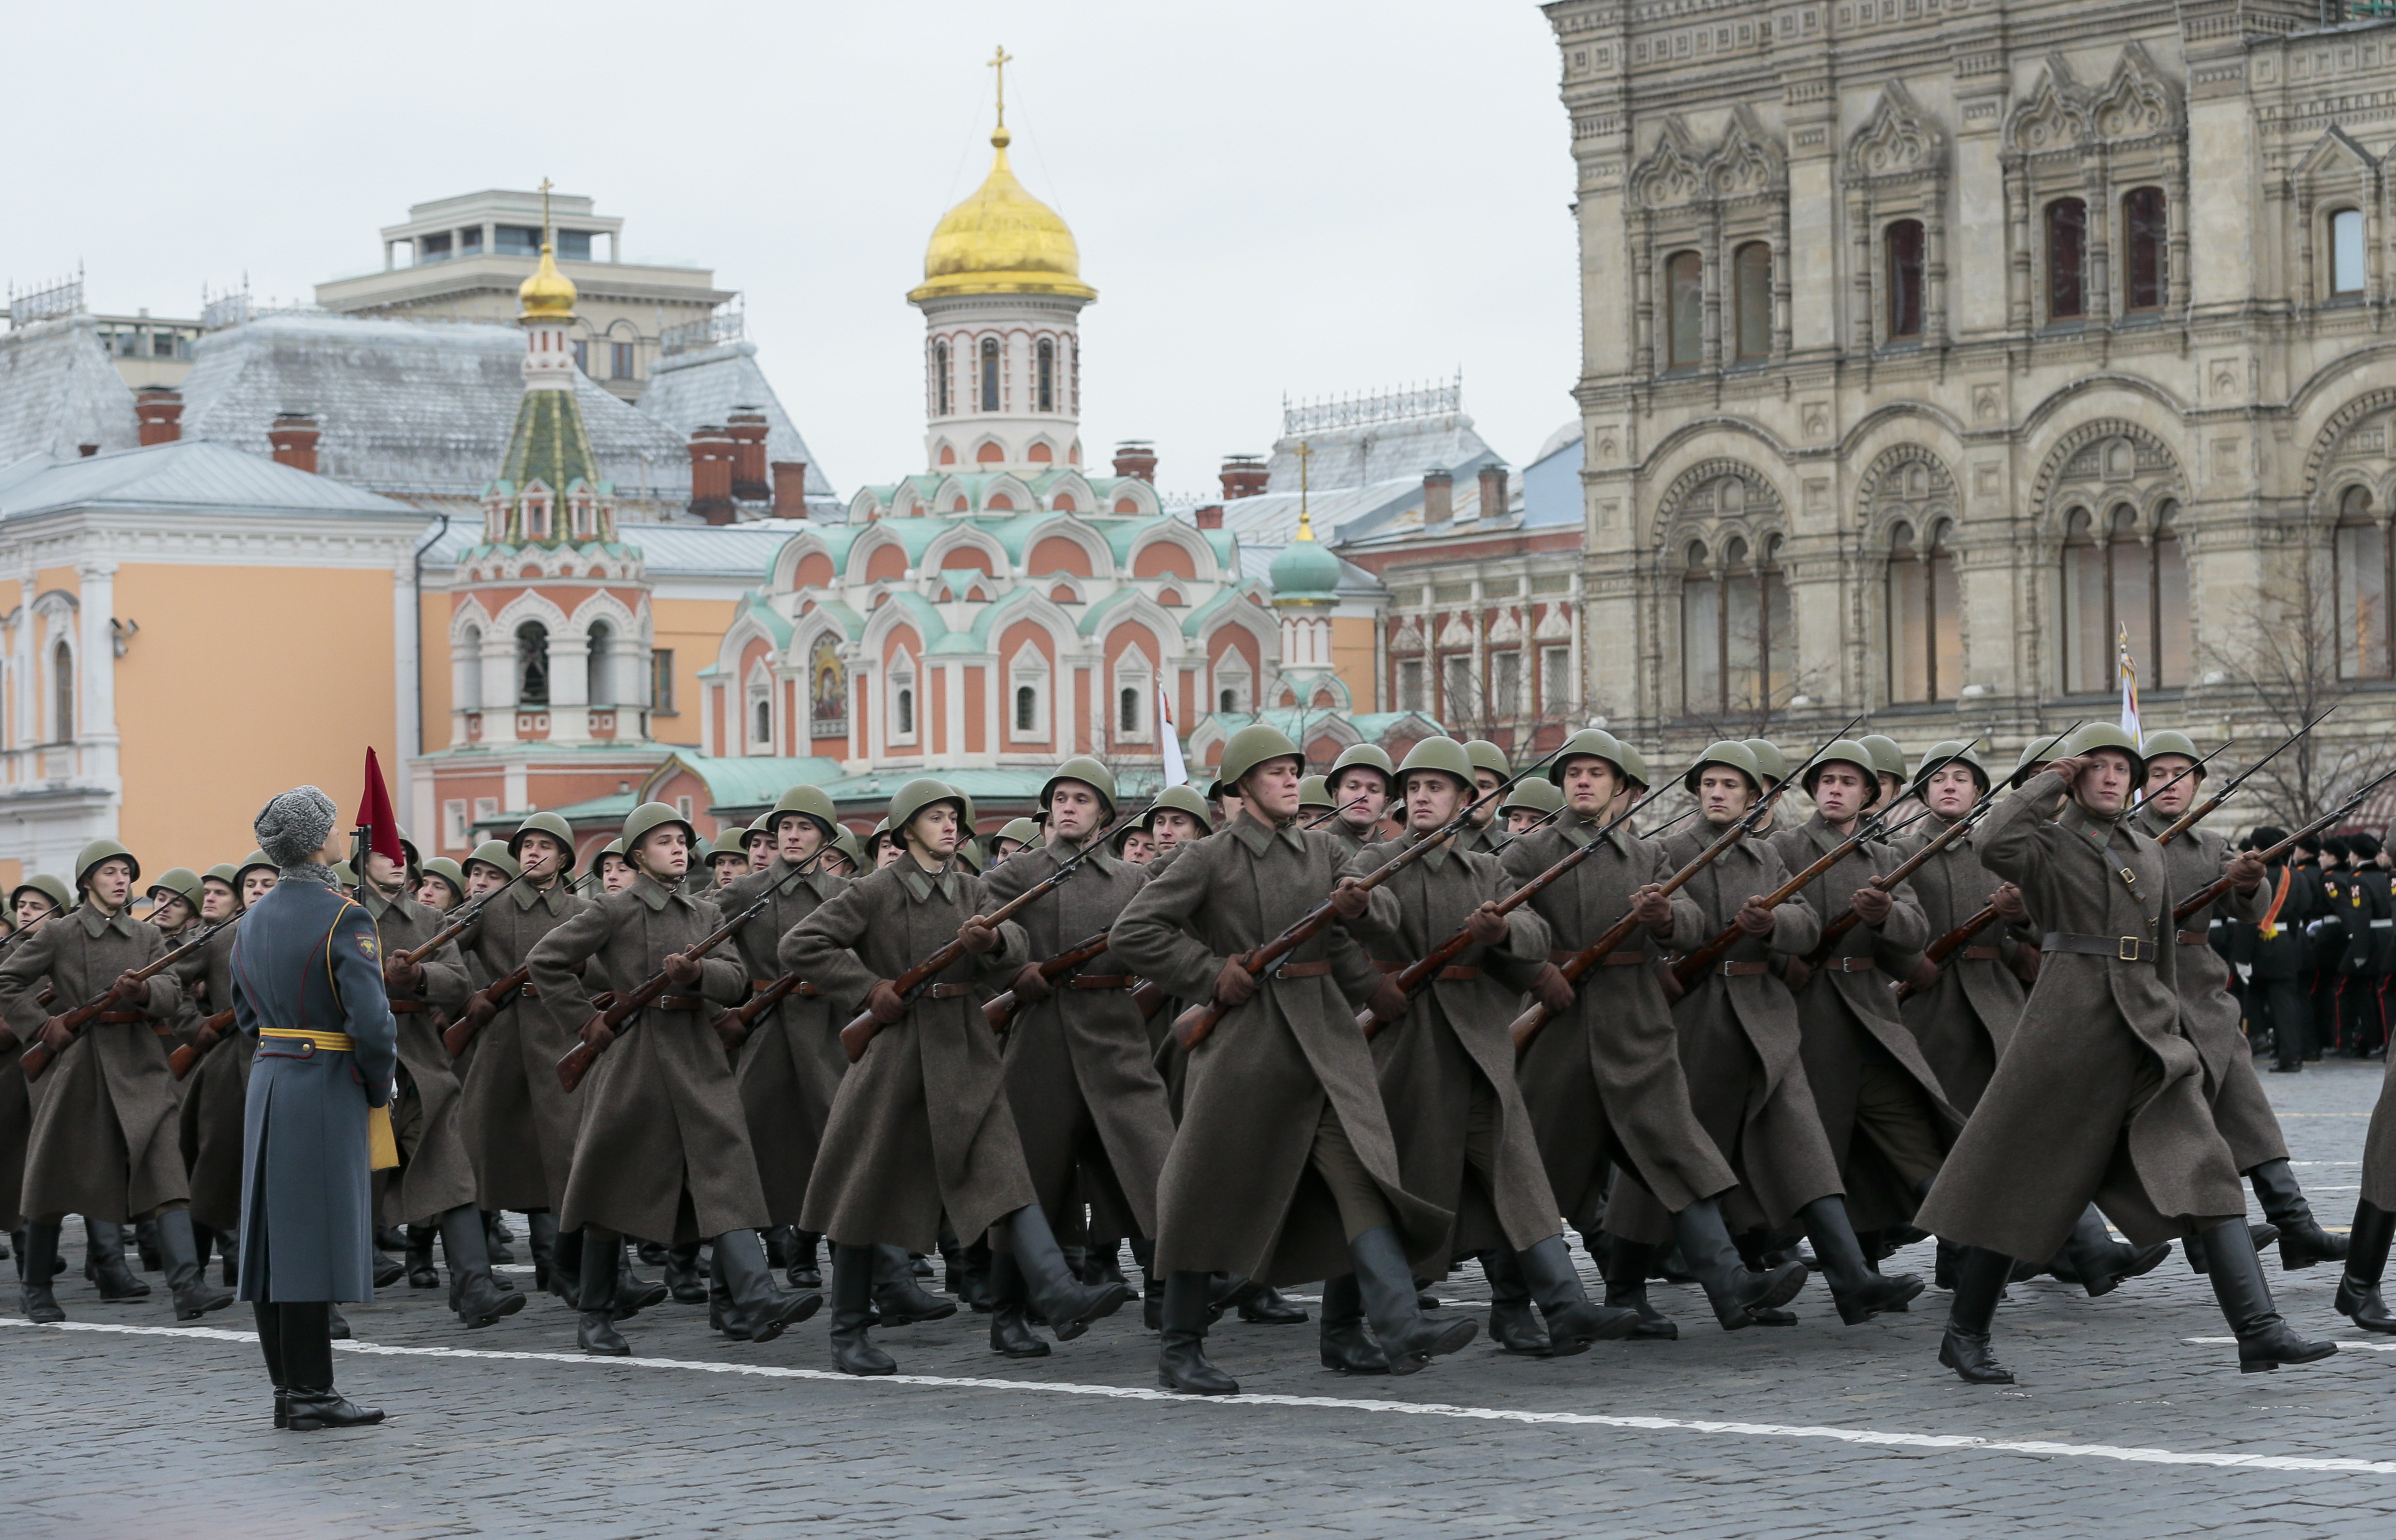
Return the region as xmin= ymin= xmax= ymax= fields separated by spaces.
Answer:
xmin=497 ymin=385 xmax=601 ymax=504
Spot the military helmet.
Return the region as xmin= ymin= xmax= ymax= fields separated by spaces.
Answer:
xmin=1328 ymin=743 xmax=1395 ymax=794
xmin=945 ymin=783 xmax=979 ymax=831
xmin=1211 ymin=723 xmax=1303 ymax=797
xmin=1742 ymin=739 xmax=1790 ymax=785
xmin=1799 ymin=740 xmax=1885 ymax=808
xmin=707 ymin=838 xmax=750 ymax=868
xmin=1041 ymin=755 xmax=1117 ymax=816
xmin=829 ymin=828 xmax=866 ymax=870
xmin=10 ymin=873 xmax=73 ymax=916
xmin=1395 ymin=735 xmax=1477 ymax=795
xmin=990 ymin=817 xmax=1041 ymax=855
xmin=465 ymin=840 xmax=521 ymax=882
xmin=594 ymin=837 xmax=628 ymax=864
xmin=2139 ymin=729 xmax=2204 ymax=780
xmin=75 ymin=837 xmax=139 ymax=893
xmin=1909 ymin=740 xmax=1990 ymax=799
xmin=330 ymin=860 xmax=356 ymax=888
xmin=863 ymin=818 xmax=892 ymax=859
xmin=508 ymin=811 xmax=579 ymax=875
xmin=953 ymin=839 xmax=984 ymax=872
xmin=1297 ymin=774 xmax=1335 ymax=811
xmin=235 ymin=848 xmax=277 ymax=885
xmin=146 ymin=867 xmax=202 ymax=910
xmin=765 ymin=785 xmax=840 ymax=841
xmin=1613 ymin=739 xmax=1652 ymax=790
xmin=1500 ymin=776 xmax=1565 ymax=819
xmin=418 ymin=857 xmax=468 ymax=904
xmin=1682 ymin=741 xmax=1764 ymax=796
xmin=2063 ymin=722 xmax=2148 ymax=783
xmin=620 ymin=801 xmax=698 ymax=861
xmin=1547 ymin=727 xmax=1628 ymax=787
xmin=203 ymin=862 xmax=242 ymax=889
xmin=888 ymin=777 xmax=968 ymax=836
xmin=1463 ymin=740 xmax=1511 ymax=782
xmin=1858 ymin=734 xmax=1909 ymax=783
xmin=392 ymin=827 xmax=424 ymax=872
xmin=741 ymin=815 xmax=773 ymax=852
xmin=1144 ymin=784 xmax=1213 ymax=835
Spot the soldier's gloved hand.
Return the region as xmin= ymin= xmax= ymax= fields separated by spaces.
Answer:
xmin=382 ymin=955 xmax=422 ymax=992
xmin=959 ymin=915 xmax=999 ymax=955
xmin=1851 ymin=886 xmax=1894 ymax=926
xmin=2044 ymin=754 xmax=2091 ymax=789
xmin=1010 ymin=961 xmax=1053 ymax=1005
xmin=1365 ymin=975 xmax=1410 ymax=1026
xmin=461 ymin=991 xmax=496 ymax=1028
xmin=867 ymin=980 xmax=908 ymax=1025
xmin=35 ymin=1018 xmax=70 ymax=1054
xmin=112 ymin=969 xmax=146 ymax=1003
xmin=1213 ymin=954 xmax=1259 ymax=1007
xmin=576 ymin=1017 xmax=614 ymax=1053
xmin=1465 ymin=901 xmax=1508 ymax=946
xmin=1990 ymin=883 xmax=2030 ymax=923
xmin=1633 ymin=883 xmax=1674 ymax=936
xmin=2227 ymin=851 xmax=2266 ymax=894
xmin=1531 ymin=962 xmax=1575 ymax=1014
xmin=1907 ymin=958 xmax=1941 ymax=994
xmin=1330 ymin=878 xmax=1372 ymax=920
xmin=661 ymin=949 xmax=703 ymax=987
xmin=1736 ymin=895 xmax=1777 ymax=935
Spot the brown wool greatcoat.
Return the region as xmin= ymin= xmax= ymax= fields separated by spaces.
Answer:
xmin=358 ymin=888 xmax=477 ymax=1224
xmin=0 ymin=906 xmax=186 ymax=1222
xmin=1914 ymin=770 xmax=2248 ymax=1259
xmin=0 ymin=932 xmax=58 ymax=1230
xmin=456 ymin=881 xmax=593 ymax=1212
xmin=1343 ymin=832 xmax=1558 ymax=1260
xmin=786 ymin=859 xmax=1033 ymax=1250
xmin=2134 ymin=804 xmax=2285 ymax=1171
xmin=172 ymin=921 xmax=251 ymax=1234
xmin=722 ymin=855 xmax=850 ymax=1227
xmin=981 ymin=837 xmax=1176 ymax=1240
xmin=1109 ymin=815 xmax=1453 ymax=1283
xmin=1604 ymin=827 xmax=1841 ymax=1246
xmin=1502 ymin=819 xmax=1734 ymax=1227
xmin=1887 ymin=820 xmax=2024 ymax=1115
xmin=1768 ymin=816 xmax=1959 ymax=1228
xmin=530 ymin=873 xmax=760 ymax=1241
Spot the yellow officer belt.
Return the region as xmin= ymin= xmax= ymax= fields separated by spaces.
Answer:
xmin=259 ymin=1027 xmax=357 ymax=1051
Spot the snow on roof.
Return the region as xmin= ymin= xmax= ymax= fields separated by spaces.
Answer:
xmin=1263 ymin=409 xmax=1498 ymax=493
xmin=0 ymin=439 xmax=422 ymax=521
xmin=0 ymin=314 xmax=138 ymax=467
xmin=639 ymin=339 xmax=840 ymax=513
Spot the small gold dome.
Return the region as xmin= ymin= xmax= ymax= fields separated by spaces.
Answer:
xmin=909 ymin=127 xmax=1096 ymax=304
xmin=519 ymin=242 xmax=577 ymax=321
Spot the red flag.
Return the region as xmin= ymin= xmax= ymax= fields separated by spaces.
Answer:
xmin=356 ymin=747 xmax=405 ymax=866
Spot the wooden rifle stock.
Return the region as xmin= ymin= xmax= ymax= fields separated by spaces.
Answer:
xmin=1796 ymin=802 xmax=1976 ymax=969
xmin=21 ymin=913 xmax=238 ymax=1081
xmin=167 ymin=1007 xmax=238 ymax=1080
xmin=443 ymin=966 xmax=531 ymax=1057
xmin=2170 ymin=775 xmax=2396 ymax=927
xmin=1132 ymin=979 xmax=1167 ymax=1020
xmin=1892 ymin=904 xmax=2006 ymax=1003
xmin=397 ymin=869 xmax=528 ymax=966
xmin=984 ymin=930 xmax=1113 ymax=1029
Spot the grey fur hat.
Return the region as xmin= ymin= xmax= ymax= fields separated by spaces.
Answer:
xmin=256 ymin=785 xmax=338 ymax=868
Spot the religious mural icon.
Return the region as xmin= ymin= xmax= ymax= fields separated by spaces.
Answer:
xmin=810 ymin=636 xmax=847 ymax=741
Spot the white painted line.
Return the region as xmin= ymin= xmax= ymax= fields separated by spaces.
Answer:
xmin=6 ymin=1315 xmax=2393 ymax=1477
xmin=2186 ymin=1336 xmax=2396 ymax=1352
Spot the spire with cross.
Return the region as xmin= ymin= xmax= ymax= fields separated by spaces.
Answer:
xmin=989 ymin=45 xmax=1013 ymax=135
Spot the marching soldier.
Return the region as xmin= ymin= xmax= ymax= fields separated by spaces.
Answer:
xmin=173 ymin=862 xmax=252 ymax=1286
xmin=825 ymin=829 xmax=865 ymax=878
xmin=705 ymin=837 xmax=750 ymax=890
xmin=1457 ymin=740 xmax=1511 ymax=854
xmin=417 ymin=859 xmax=467 ymax=914
xmin=2 ymin=875 xmax=72 ymax=1290
xmin=1858 ymin=734 xmax=1911 ymax=819
xmin=1324 ymin=744 xmax=1394 ymax=854
xmin=1742 ymin=741 xmax=1788 ymax=834
xmin=1498 ymin=775 xmax=1562 ymax=835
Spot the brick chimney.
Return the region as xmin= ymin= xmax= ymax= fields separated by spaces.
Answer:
xmin=726 ymin=409 xmax=770 ymax=502
xmin=1478 ymin=463 xmax=1509 ymax=522
xmin=1112 ymin=440 xmax=1157 ymax=483
xmin=1422 ymin=467 xmax=1452 ymax=527
xmin=687 ymin=425 xmax=736 ymax=524
xmin=770 ymin=460 xmax=810 ymax=519
xmin=269 ymin=413 xmax=320 ymax=474
xmin=1220 ymin=455 xmax=1268 ymax=501
xmin=1194 ymin=504 xmax=1223 ymax=530
xmin=76 ymin=443 xmax=99 ymax=458
xmin=135 ymin=387 xmax=183 ymax=446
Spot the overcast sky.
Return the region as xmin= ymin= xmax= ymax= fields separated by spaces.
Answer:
xmin=3 ymin=2 xmax=1580 ymax=502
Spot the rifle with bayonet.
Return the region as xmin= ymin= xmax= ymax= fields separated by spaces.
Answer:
xmin=697 ymin=847 xmax=843 ymax=1053
xmin=21 ymin=911 xmax=242 ymax=1081
xmin=2151 ymin=718 xmax=2316 ymax=846
xmin=983 ymin=929 xmax=1115 ymax=1030
xmin=1793 ymin=800 xmax=1983 ymax=971
xmin=2173 ymin=769 xmax=2396 ymax=927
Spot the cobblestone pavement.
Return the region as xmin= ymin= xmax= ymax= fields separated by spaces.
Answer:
xmin=6 ymin=1054 xmax=2396 ymax=1539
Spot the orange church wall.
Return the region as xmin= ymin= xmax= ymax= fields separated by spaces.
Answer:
xmin=648 ymin=597 xmax=739 ymax=747
xmin=1332 ymin=617 xmax=1380 ymax=713
xmin=965 ymin=666 xmax=986 ymax=753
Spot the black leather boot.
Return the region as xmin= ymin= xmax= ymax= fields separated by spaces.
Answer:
xmin=2205 ymin=1216 xmax=2338 ymax=1371
xmin=19 ymin=1220 xmax=63 ymax=1322
xmin=576 ymin=1229 xmax=630 ymax=1356
xmin=326 ymin=1303 xmax=352 ymax=1340
xmin=1006 ymin=1203 xmax=1130 ymax=1341
xmin=1674 ymin=1198 xmax=1809 ymax=1330
xmin=483 ymin=1210 xmax=513 ymax=1265
xmin=2056 ymin=1205 xmax=2171 ymax=1297
xmin=1350 ymin=1226 xmax=1476 ymax=1373
xmin=614 ymin=1238 xmax=668 ymax=1319
xmin=549 ymin=1224 xmax=582 ymax=1304
xmin=1239 ymin=1281 xmax=1309 ymax=1324
xmin=1131 ymin=1236 xmax=1162 ymax=1330
xmin=2336 ymin=1200 xmax=2396 ymax=1333
xmin=253 ymin=1302 xmax=290 ymax=1427
xmin=986 ymin=1250 xmax=1049 ymax=1358
xmin=662 ymin=1241 xmax=710 ymax=1304
xmin=527 ymin=1211 xmax=557 ymax=1294
xmin=86 ymin=1219 xmax=150 ymax=1301
xmin=1158 ymin=1270 xmax=1238 ymax=1394
xmin=134 ymin=1218 xmax=163 ymax=1272
xmin=280 ymin=1302 xmax=385 ymax=1431
xmin=158 ymin=1209 xmax=234 ymax=1321
xmin=1481 ymin=1247 xmax=1553 ymax=1353
xmin=830 ymin=1244 xmax=895 ymax=1375
xmin=2251 ymin=1158 xmax=2350 ymax=1270
xmin=404 ymin=1225 xmax=439 ymax=1289
xmin=439 ymin=1203 xmax=524 ymax=1328
xmin=789 ymin=1229 xmax=823 ymax=1291
xmin=214 ymin=1225 xmax=238 ymax=1288
xmin=707 ymin=1249 xmax=743 ymax=1339
xmin=1516 ymin=1233 xmax=1638 ymax=1355
xmin=1799 ymin=1197 xmax=1922 ymax=1323
xmin=713 ymin=1228 xmax=818 ymax=1344
xmin=872 ymin=1243 xmax=959 ymax=1324
xmin=372 ymin=1248 xmax=404 ymax=1289
xmin=1599 ymin=1238 xmax=1677 ymax=1339
xmin=1938 ymin=1246 xmax=2017 ymax=1384
xmin=1318 ymin=1273 xmax=1388 ymax=1372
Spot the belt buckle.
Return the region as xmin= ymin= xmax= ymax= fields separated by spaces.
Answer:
xmin=2118 ymin=936 xmax=2139 ymax=962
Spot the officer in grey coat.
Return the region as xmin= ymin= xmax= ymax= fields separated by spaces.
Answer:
xmin=233 ymin=786 xmax=394 ymax=1432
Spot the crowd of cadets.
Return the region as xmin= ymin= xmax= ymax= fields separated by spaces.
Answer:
xmin=12 ymin=716 xmax=2396 ymax=1417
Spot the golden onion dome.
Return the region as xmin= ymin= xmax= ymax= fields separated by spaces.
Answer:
xmin=518 ymin=241 xmax=577 ymax=321
xmin=909 ymin=126 xmax=1096 ymax=304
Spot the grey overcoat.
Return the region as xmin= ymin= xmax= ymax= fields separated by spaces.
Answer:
xmin=172 ymin=920 xmax=251 ymax=1234
xmin=456 ymin=879 xmax=593 ymax=1212
xmin=1887 ymin=819 xmax=2024 ymax=1115
xmin=723 ymin=855 xmax=850 ymax=1227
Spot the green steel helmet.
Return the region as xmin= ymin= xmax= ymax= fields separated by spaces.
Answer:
xmin=1328 ymin=743 xmax=1395 ymax=793
xmin=1463 ymin=740 xmax=1512 ymax=782
xmin=707 ymin=840 xmax=750 ymax=868
xmin=620 ymin=801 xmax=697 ymax=855
xmin=235 ymin=848 xmax=277 ymax=885
xmin=2009 ymin=733 xmax=2069 ymax=789
xmin=465 ymin=841 xmax=521 ymax=882
xmin=1211 ymin=723 xmax=1303 ymax=797
xmin=1041 ymin=755 xmax=1117 ymax=817
xmin=1144 ymin=784 xmax=1214 ymax=834
xmin=741 ymin=815 xmax=773 ymax=852
xmin=1500 ymin=775 xmax=1566 ymax=819
xmin=392 ymin=827 xmax=423 ymax=872
xmin=2139 ymin=729 xmax=2204 ymax=779
xmin=1546 ymin=727 xmax=1628 ymax=787
xmin=10 ymin=873 xmax=73 ymax=916
xmin=1297 ymin=774 xmax=1334 ymax=811
xmin=945 ymin=783 xmax=979 ymax=831
xmin=1682 ymin=741 xmax=1764 ymax=796
xmin=417 ymin=857 xmax=468 ymax=904
xmin=1909 ymin=740 xmax=1990 ymax=799
xmin=75 ymin=838 xmax=139 ymax=893
xmin=1613 ymin=740 xmax=1651 ymax=790
xmin=598 ymin=838 xmax=627 ymax=859
xmin=953 ymin=839 xmax=984 ymax=872
xmin=330 ymin=860 xmax=356 ymax=888
xmin=204 ymin=862 xmax=242 ymax=889
xmin=1396 ymin=735 xmax=1478 ymax=795
xmin=146 ymin=867 xmax=202 ymax=909
xmin=765 ymin=785 xmax=839 ymax=841
xmin=1742 ymin=740 xmax=1790 ymax=785
xmin=992 ymin=817 xmax=1041 ymax=851
xmin=1858 ymin=734 xmax=1908 ymax=783
xmin=509 ymin=811 xmax=580 ymax=875
xmin=2063 ymin=722 xmax=2148 ymax=783
xmin=888 ymin=777 xmax=968 ymax=835
xmin=1799 ymin=741 xmax=1885 ymax=807
xmin=829 ymin=828 xmax=866 ymax=870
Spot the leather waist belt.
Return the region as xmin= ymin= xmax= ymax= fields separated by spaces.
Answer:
xmin=654 ymin=996 xmax=707 ymax=1012
xmin=2042 ymin=932 xmax=2160 ymax=963
xmin=513 ymin=985 xmax=540 ymax=1000
xmin=925 ymin=983 xmax=975 ymax=999
xmin=93 ymin=1011 xmax=148 ymax=1025
xmin=1715 ymin=961 xmax=1770 ymax=977
xmin=2176 ymin=930 xmax=2211 ymax=947
xmin=260 ymin=1028 xmax=354 ymax=1051
xmin=387 ymin=1000 xmax=430 ymax=1014
xmin=1824 ymin=957 xmax=1879 ymax=975
xmin=749 ymin=979 xmax=821 ymax=997
xmin=1067 ymin=975 xmax=1132 ymax=989
xmin=1274 ymin=961 xmax=1333 ymax=980
xmin=1962 ymin=945 xmax=2003 ymax=962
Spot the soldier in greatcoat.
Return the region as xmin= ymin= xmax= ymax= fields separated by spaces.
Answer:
xmin=173 ymin=862 xmax=251 ymax=1286
xmin=1323 ymin=743 xmax=1394 ymax=856
xmin=1604 ymin=742 xmax=1919 ymax=1326
xmin=2 ymin=840 xmax=232 ymax=1324
xmin=979 ymin=757 xmax=1178 ymax=1357
xmin=787 ymin=777 xmax=1128 ymax=1376
xmin=1456 ymin=740 xmax=1512 ymax=855
xmin=1111 ymin=724 xmax=1464 ymax=1395
xmin=1918 ymin=728 xmax=2337 ymax=1382
xmin=1505 ymin=730 xmax=1805 ymax=1344
xmin=1 ymin=875 xmax=71 ymax=1286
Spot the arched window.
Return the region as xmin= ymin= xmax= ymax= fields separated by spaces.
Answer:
xmin=586 ymin=621 xmax=612 ymax=705
xmin=1036 ymin=338 xmax=1054 ymax=412
xmin=1680 ymin=533 xmax=1791 ymax=718
xmin=456 ymin=625 xmax=482 ymax=711
xmin=751 ymin=692 xmax=772 ymax=745
xmin=2337 ymin=486 xmax=2390 ymax=679
xmin=1732 ymin=242 xmax=1771 ymax=362
xmin=934 ymin=340 xmax=951 ymax=414
xmin=516 ymin=622 xmax=550 ymax=706
xmin=1220 ymin=688 xmax=1238 ymax=713
xmin=1665 ymin=250 xmax=1703 ymax=370
xmin=51 ymin=640 xmax=72 ymax=742
xmin=1886 ymin=220 xmax=1925 ymax=339
xmin=2121 ymin=187 xmax=2166 ymax=312
xmin=1887 ymin=520 xmax=1962 ymax=702
xmin=2045 ymin=197 xmax=2086 ymax=321
xmin=2331 ymin=208 xmax=2367 ymax=298
xmin=1016 ymin=686 xmax=1037 ymax=733
xmin=895 ymin=686 xmax=914 ymax=736
xmin=1119 ymin=686 xmax=1140 ymax=734
xmin=979 ymin=337 xmax=1000 ymax=412
xmin=2062 ymin=503 xmax=2191 ymax=692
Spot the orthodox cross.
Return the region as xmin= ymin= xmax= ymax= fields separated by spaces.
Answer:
xmin=989 ymin=45 xmax=1013 ymax=129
